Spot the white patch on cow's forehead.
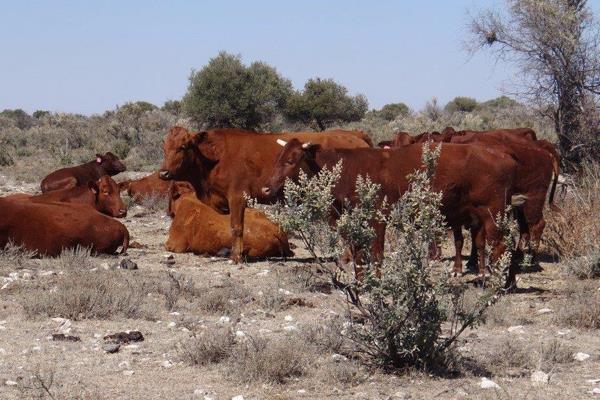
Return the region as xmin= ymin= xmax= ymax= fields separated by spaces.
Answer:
xmin=276 ymin=139 xmax=287 ymax=147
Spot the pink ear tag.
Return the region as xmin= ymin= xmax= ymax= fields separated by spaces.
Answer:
xmin=96 ymin=157 xmax=102 ymax=163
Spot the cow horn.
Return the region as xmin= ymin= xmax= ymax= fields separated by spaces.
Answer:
xmin=301 ymin=142 xmax=312 ymax=149
xmin=276 ymin=139 xmax=287 ymax=147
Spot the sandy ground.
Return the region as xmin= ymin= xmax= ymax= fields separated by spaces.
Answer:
xmin=0 ymin=173 xmax=599 ymax=400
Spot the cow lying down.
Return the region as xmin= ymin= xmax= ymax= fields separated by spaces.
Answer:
xmin=7 ymin=176 xmax=127 ymax=218
xmin=165 ymin=182 xmax=293 ymax=259
xmin=0 ymin=197 xmax=129 ymax=257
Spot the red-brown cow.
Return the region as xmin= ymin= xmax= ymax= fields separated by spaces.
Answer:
xmin=118 ymin=172 xmax=172 ymax=204
xmin=165 ymin=182 xmax=292 ymax=258
xmin=41 ymin=152 xmax=126 ymax=193
xmin=7 ymin=176 xmax=127 ymax=218
xmin=159 ymin=127 xmax=372 ymax=262
xmin=0 ymin=198 xmax=129 ymax=257
xmin=262 ymin=139 xmax=526 ymax=286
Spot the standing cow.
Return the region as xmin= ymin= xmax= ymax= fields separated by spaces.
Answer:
xmin=261 ymin=139 xmax=527 ymax=286
xmin=159 ymin=126 xmax=372 ymax=263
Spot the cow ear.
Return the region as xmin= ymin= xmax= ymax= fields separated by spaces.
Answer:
xmin=88 ymin=181 xmax=99 ymax=194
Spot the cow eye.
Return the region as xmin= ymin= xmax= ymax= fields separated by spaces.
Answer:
xmin=286 ymin=159 xmax=294 ymax=165
xmin=180 ymin=145 xmax=187 ymax=150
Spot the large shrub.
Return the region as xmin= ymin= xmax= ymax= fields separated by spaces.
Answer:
xmin=182 ymin=52 xmax=293 ymax=131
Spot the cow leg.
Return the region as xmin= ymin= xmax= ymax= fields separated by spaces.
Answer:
xmin=368 ymin=221 xmax=386 ymax=278
xmin=451 ymin=226 xmax=464 ymax=277
xmin=473 ymin=225 xmax=488 ymax=278
xmin=466 ymin=226 xmax=478 ymax=272
xmin=229 ymin=195 xmax=246 ymax=263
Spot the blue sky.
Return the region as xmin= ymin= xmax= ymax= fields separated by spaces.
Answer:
xmin=2 ymin=0 xmax=599 ymax=115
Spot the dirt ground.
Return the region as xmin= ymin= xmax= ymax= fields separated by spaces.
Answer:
xmin=1 ymin=172 xmax=599 ymax=400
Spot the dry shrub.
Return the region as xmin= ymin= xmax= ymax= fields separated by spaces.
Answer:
xmin=57 ymin=246 xmax=96 ymax=270
xmin=178 ymin=326 xmax=236 ymax=366
xmin=318 ymin=360 xmax=365 ymax=385
xmin=230 ymin=336 xmax=311 ymax=384
xmin=484 ymin=296 xmax=533 ymax=327
xmin=301 ymin=317 xmax=348 ymax=355
xmin=20 ymin=270 xmax=149 ymax=320
xmin=542 ymin=163 xmax=600 ymax=266
xmin=0 ymin=241 xmax=37 ymax=272
xmin=160 ymin=272 xmax=250 ymax=314
xmin=483 ymin=338 xmax=573 ymax=374
xmin=555 ymin=281 xmax=600 ymax=329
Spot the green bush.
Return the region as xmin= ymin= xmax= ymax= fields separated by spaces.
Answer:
xmin=285 ymin=78 xmax=368 ymax=131
xmin=182 ymin=52 xmax=293 ymax=130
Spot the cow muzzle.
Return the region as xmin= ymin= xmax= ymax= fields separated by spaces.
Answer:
xmin=261 ymin=187 xmax=272 ymax=197
xmin=118 ymin=209 xmax=127 ymax=218
xmin=159 ymin=170 xmax=172 ymax=180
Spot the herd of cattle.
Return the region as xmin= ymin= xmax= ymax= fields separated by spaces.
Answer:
xmin=0 ymin=125 xmax=559 ymax=287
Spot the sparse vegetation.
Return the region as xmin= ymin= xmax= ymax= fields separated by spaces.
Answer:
xmin=19 ymin=270 xmax=149 ymax=320
xmin=178 ymin=326 xmax=236 ymax=366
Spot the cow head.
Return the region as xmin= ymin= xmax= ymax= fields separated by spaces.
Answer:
xmin=167 ymin=181 xmax=196 ymax=218
xmin=96 ymin=152 xmax=126 ymax=175
xmin=92 ymin=176 xmax=127 ymax=218
xmin=261 ymin=138 xmax=320 ymax=198
xmin=393 ymin=132 xmax=415 ymax=147
xmin=160 ymin=127 xmax=206 ymax=180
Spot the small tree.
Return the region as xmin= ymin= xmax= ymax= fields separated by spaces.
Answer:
xmin=285 ymin=78 xmax=368 ymax=131
xmin=182 ymin=52 xmax=293 ymax=131
xmin=161 ymin=100 xmax=182 ymax=116
xmin=468 ymin=0 xmax=600 ymax=164
xmin=374 ymin=102 xmax=411 ymax=121
xmin=0 ymin=109 xmax=33 ymax=130
xmin=445 ymin=96 xmax=478 ymax=113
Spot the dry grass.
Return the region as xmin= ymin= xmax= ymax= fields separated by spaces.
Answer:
xmin=0 ymin=241 xmax=38 ymax=272
xmin=301 ymin=317 xmax=348 ymax=355
xmin=484 ymin=296 xmax=533 ymax=327
xmin=229 ymin=336 xmax=311 ymax=384
xmin=177 ymin=326 xmax=236 ymax=366
xmin=555 ymin=281 xmax=600 ymax=329
xmin=57 ymin=245 xmax=96 ymax=270
xmin=316 ymin=360 xmax=366 ymax=385
xmin=543 ymin=163 xmax=600 ymax=262
xmin=19 ymin=270 xmax=150 ymax=320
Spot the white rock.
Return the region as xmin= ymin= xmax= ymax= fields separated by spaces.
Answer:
xmin=574 ymin=352 xmax=591 ymax=361
xmin=122 ymin=370 xmax=135 ymax=376
xmin=232 ymin=396 xmax=244 ymax=400
xmin=181 ymin=327 xmax=190 ymax=332
xmin=235 ymin=330 xmax=246 ymax=338
xmin=0 ymin=348 xmax=6 ymax=355
xmin=283 ymin=325 xmax=298 ymax=332
xmin=537 ymin=308 xmax=553 ymax=314
xmin=22 ymin=272 xmax=32 ymax=280
xmin=284 ymin=315 xmax=294 ymax=322
xmin=587 ymin=379 xmax=600 ymax=384
xmin=168 ymin=321 xmax=177 ymax=328
xmin=531 ymin=370 xmax=549 ymax=384
xmin=557 ymin=329 xmax=571 ymax=336
xmin=170 ymin=311 xmax=181 ymax=316
xmin=5 ymin=380 xmax=17 ymax=386
xmin=331 ymin=353 xmax=348 ymax=362
xmin=480 ymin=377 xmax=500 ymax=389
xmin=297 ymin=389 xmax=307 ymax=394
xmin=32 ymin=346 xmax=41 ymax=352
xmin=257 ymin=269 xmax=270 ymax=276
xmin=161 ymin=360 xmax=173 ymax=369
xmin=9 ymin=272 xmax=18 ymax=280
xmin=118 ymin=361 xmax=130 ymax=369
xmin=0 ymin=325 xmax=6 ymax=330
xmin=218 ymin=316 xmax=231 ymax=324
xmin=592 ymin=388 xmax=600 ymax=395
xmin=507 ymin=325 xmax=525 ymax=334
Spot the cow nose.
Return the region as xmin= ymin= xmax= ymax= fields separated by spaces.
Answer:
xmin=261 ymin=187 xmax=271 ymax=196
xmin=118 ymin=209 xmax=127 ymax=218
xmin=159 ymin=170 xmax=171 ymax=180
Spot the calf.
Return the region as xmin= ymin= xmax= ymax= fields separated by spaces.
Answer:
xmin=118 ymin=172 xmax=172 ymax=204
xmin=41 ymin=152 xmax=126 ymax=192
xmin=0 ymin=198 xmax=129 ymax=257
xmin=262 ymin=139 xmax=525 ymax=286
xmin=165 ymin=182 xmax=293 ymax=259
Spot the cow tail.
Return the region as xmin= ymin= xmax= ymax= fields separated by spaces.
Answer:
xmin=548 ymin=155 xmax=560 ymax=211
xmin=120 ymin=228 xmax=130 ymax=254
